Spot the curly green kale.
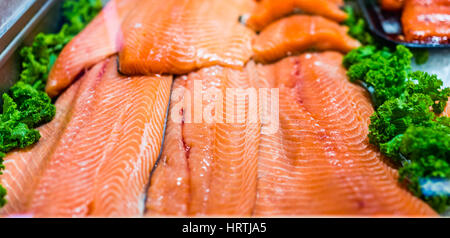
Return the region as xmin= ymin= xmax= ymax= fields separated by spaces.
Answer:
xmin=343 ymin=6 xmax=375 ymax=46
xmin=9 ymin=82 xmax=55 ymax=128
xmin=412 ymin=49 xmax=429 ymax=65
xmin=19 ymin=0 xmax=103 ymax=90
xmin=370 ymin=93 xmax=436 ymax=155
xmin=0 ymin=0 xmax=103 ymax=208
xmin=369 ymin=71 xmax=450 ymax=156
xmin=0 ymin=183 xmax=6 ymax=208
xmin=344 ymin=45 xmax=413 ymax=107
xmin=400 ymin=119 xmax=450 ymax=162
xmin=399 ymin=157 xmax=450 ymax=213
xmin=19 ymin=32 xmax=71 ymax=90
xmin=343 ymin=45 xmax=378 ymax=68
xmin=0 ymin=151 xmax=4 ymax=206
xmin=0 ymin=93 xmax=42 ymax=152
xmin=367 ymin=71 xmax=450 ymax=212
xmin=406 ymin=71 xmax=450 ymax=114
xmin=62 ymin=0 xmax=103 ymax=36
xmin=398 ymin=120 xmax=450 ymax=212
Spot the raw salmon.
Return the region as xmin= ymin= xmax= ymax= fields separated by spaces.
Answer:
xmin=118 ymin=0 xmax=255 ymax=76
xmin=442 ymin=98 xmax=450 ymax=117
xmin=244 ymin=0 xmax=347 ymax=31
xmin=402 ymin=0 xmax=450 ymax=43
xmin=0 ymin=79 xmax=81 ymax=215
xmin=252 ymin=52 xmax=436 ymax=216
xmin=252 ymin=15 xmax=361 ymax=63
xmin=380 ymin=0 xmax=404 ymax=11
xmin=46 ymin=0 xmax=138 ymax=98
xmin=146 ymin=66 xmax=260 ymax=216
xmin=30 ymin=57 xmax=172 ymax=217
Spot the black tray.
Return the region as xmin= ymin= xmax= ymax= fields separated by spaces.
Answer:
xmin=357 ymin=0 xmax=450 ymax=48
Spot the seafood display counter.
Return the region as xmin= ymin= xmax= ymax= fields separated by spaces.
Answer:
xmin=0 ymin=0 xmax=449 ymax=218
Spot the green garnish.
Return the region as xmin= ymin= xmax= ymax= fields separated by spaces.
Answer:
xmin=412 ymin=49 xmax=430 ymax=65
xmin=399 ymin=122 xmax=450 ymax=213
xmin=0 ymin=184 xmax=6 ymax=208
xmin=343 ymin=6 xmax=375 ymax=46
xmin=0 ymin=0 xmax=102 ymax=208
xmin=344 ymin=45 xmax=412 ymax=107
xmin=370 ymin=72 xmax=450 ymax=160
xmin=343 ymin=6 xmax=450 ymax=213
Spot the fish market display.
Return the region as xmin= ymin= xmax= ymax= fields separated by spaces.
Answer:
xmin=0 ymin=0 xmax=448 ymax=217
xmin=244 ymin=0 xmax=347 ymax=31
xmin=252 ymin=15 xmax=361 ymax=63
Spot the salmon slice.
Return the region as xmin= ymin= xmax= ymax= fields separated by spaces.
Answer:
xmin=252 ymin=52 xmax=436 ymax=216
xmin=380 ymin=0 xmax=404 ymax=11
xmin=88 ymin=64 xmax=172 ymax=217
xmin=46 ymin=0 xmax=138 ymax=98
xmin=118 ymin=0 xmax=255 ymax=76
xmin=30 ymin=57 xmax=172 ymax=217
xmin=146 ymin=66 xmax=260 ymax=216
xmin=442 ymin=98 xmax=450 ymax=117
xmin=244 ymin=0 xmax=347 ymax=31
xmin=252 ymin=15 xmax=361 ymax=63
xmin=402 ymin=0 xmax=450 ymax=44
xmin=0 ymin=79 xmax=81 ymax=216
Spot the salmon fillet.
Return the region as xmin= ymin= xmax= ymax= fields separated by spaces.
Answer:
xmin=29 ymin=57 xmax=172 ymax=217
xmin=245 ymin=0 xmax=347 ymax=31
xmin=118 ymin=0 xmax=255 ymax=76
xmin=442 ymin=98 xmax=450 ymax=117
xmin=380 ymin=0 xmax=405 ymax=11
xmin=253 ymin=15 xmax=360 ymax=63
xmin=0 ymin=79 xmax=81 ymax=215
xmin=146 ymin=66 xmax=260 ymax=216
xmin=252 ymin=52 xmax=436 ymax=216
xmin=46 ymin=0 xmax=138 ymax=98
xmin=402 ymin=0 xmax=450 ymax=43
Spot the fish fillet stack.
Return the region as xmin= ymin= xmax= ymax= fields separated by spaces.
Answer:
xmin=0 ymin=0 xmax=437 ymax=217
xmin=379 ymin=0 xmax=450 ymax=44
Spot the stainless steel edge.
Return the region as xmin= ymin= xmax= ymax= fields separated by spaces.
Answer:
xmin=0 ymin=0 xmax=49 ymax=53
xmin=0 ymin=0 xmax=62 ymax=94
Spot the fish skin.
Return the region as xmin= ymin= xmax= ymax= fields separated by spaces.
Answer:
xmin=144 ymin=79 xmax=190 ymax=216
xmin=146 ymin=66 xmax=260 ymax=216
xmin=88 ymin=62 xmax=172 ymax=217
xmin=245 ymin=0 xmax=347 ymax=31
xmin=252 ymin=52 xmax=437 ymax=216
xmin=252 ymin=15 xmax=361 ymax=63
xmin=30 ymin=57 xmax=172 ymax=217
xmin=401 ymin=0 xmax=450 ymax=44
xmin=118 ymin=0 xmax=255 ymax=76
xmin=0 ymin=79 xmax=82 ymax=216
xmin=46 ymin=0 xmax=138 ymax=98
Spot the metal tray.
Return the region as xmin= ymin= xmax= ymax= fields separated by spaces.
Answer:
xmin=0 ymin=0 xmax=63 ymax=95
xmin=358 ymin=0 xmax=450 ymax=48
xmin=0 ymin=0 xmax=112 ymax=96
